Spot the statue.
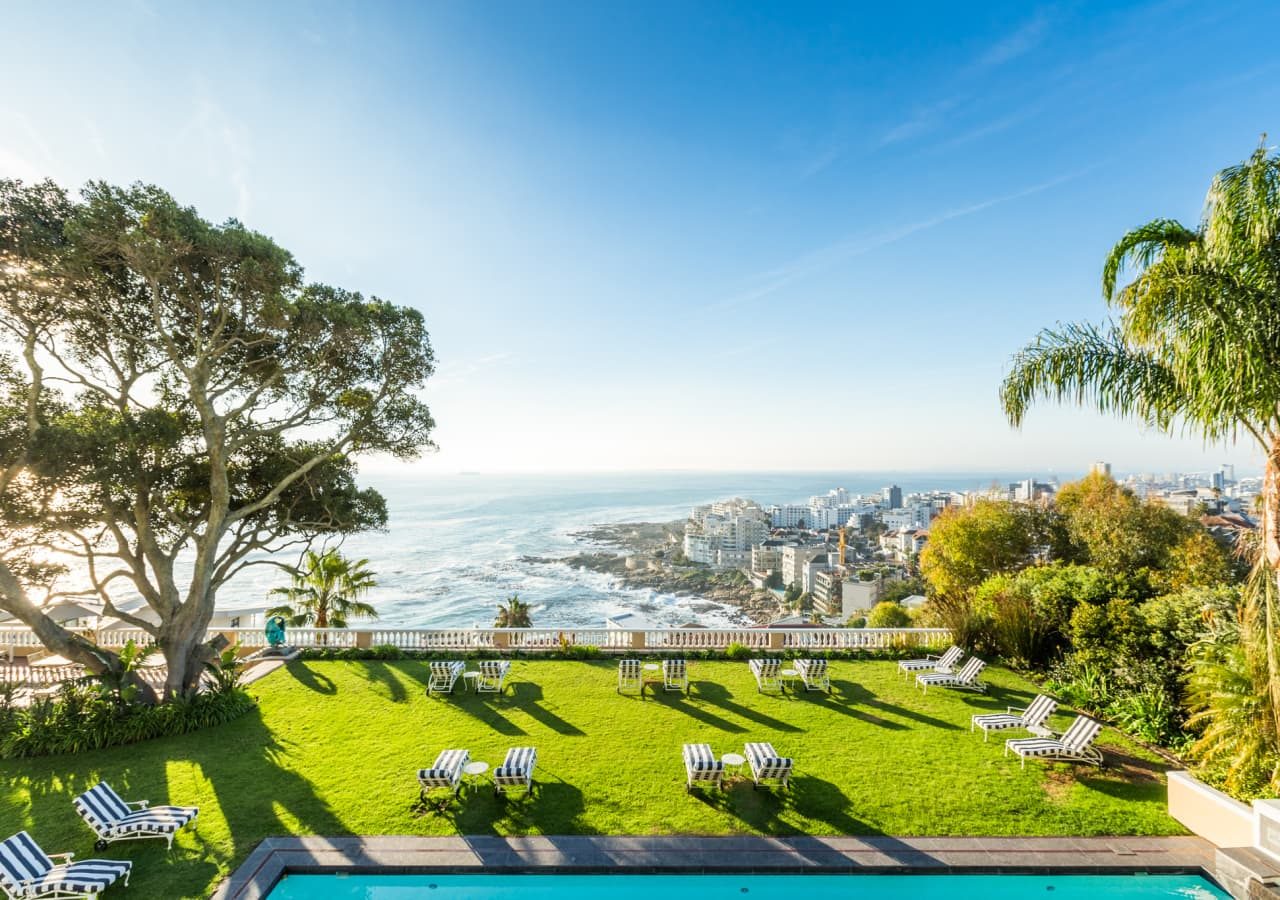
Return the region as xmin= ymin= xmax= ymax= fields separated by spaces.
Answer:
xmin=265 ymin=615 xmax=288 ymax=650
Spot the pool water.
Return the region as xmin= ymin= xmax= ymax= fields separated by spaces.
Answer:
xmin=266 ymin=872 xmax=1230 ymax=899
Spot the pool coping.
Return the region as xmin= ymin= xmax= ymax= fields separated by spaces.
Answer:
xmin=211 ymin=835 xmax=1222 ymax=899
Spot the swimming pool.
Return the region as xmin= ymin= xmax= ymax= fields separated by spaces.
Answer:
xmin=265 ymin=872 xmax=1230 ymax=899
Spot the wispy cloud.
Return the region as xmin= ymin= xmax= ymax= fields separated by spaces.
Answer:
xmin=704 ymin=168 xmax=1092 ymax=314
xmin=430 ymin=352 xmax=514 ymax=388
xmin=975 ymin=14 xmax=1049 ymax=69
xmin=880 ymin=97 xmax=964 ymax=147
xmin=173 ymin=99 xmax=253 ymax=220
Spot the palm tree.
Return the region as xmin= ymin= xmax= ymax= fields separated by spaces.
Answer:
xmin=494 ymin=594 xmax=532 ymax=628
xmin=1000 ymin=140 xmax=1280 ymax=783
xmin=267 ymin=549 xmax=378 ymax=630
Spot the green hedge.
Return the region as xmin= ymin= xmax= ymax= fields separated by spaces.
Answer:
xmin=0 ymin=686 xmax=256 ymax=759
xmin=295 ymin=642 xmax=948 ymax=663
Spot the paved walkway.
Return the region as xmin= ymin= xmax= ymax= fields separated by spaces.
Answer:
xmin=213 ymin=834 xmax=1218 ymax=900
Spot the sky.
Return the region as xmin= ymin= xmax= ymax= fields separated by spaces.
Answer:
xmin=2 ymin=0 xmax=1278 ymax=476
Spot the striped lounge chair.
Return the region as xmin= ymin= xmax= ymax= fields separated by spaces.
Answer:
xmin=617 ymin=659 xmax=642 ymax=694
xmin=663 ymin=659 xmax=688 ymax=693
xmin=1005 ymin=715 xmax=1105 ymax=768
xmin=428 ymin=660 xmax=465 ymax=694
xmin=897 ymin=645 xmax=964 ymax=679
xmin=916 ymin=656 xmax=986 ymax=694
xmin=72 ymin=782 xmax=198 ymax=850
xmin=971 ymin=694 xmax=1057 ymax=741
xmin=417 ymin=748 xmax=470 ymax=798
xmin=0 ymin=830 xmax=131 ymax=899
xmin=794 ymin=658 xmax=830 ymax=692
xmin=744 ymin=741 xmax=792 ymax=789
xmin=493 ymin=746 xmax=537 ymax=796
xmin=476 ymin=660 xmax=511 ymax=694
xmin=682 ymin=743 xmax=724 ymax=792
xmin=748 ymin=658 xmax=783 ymax=693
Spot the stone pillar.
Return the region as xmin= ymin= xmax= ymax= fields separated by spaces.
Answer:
xmin=356 ymin=630 xmax=373 ymax=650
xmin=630 ymin=630 xmax=646 ymax=650
xmin=768 ymin=631 xmax=785 ymax=650
xmin=493 ymin=631 xmax=510 ymax=649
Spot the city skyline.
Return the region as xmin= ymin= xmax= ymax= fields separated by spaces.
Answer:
xmin=2 ymin=1 xmax=1278 ymax=473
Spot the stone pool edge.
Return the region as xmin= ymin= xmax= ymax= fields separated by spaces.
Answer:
xmin=211 ymin=834 xmax=1222 ymax=900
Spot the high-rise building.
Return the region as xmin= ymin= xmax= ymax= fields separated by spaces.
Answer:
xmin=1091 ymin=461 xmax=1112 ymax=478
xmin=1222 ymin=464 xmax=1235 ymax=484
xmin=881 ymin=485 xmax=903 ymax=509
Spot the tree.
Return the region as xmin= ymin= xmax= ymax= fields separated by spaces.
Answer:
xmin=1000 ymin=141 xmax=1280 ymax=783
xmin=919 ymin=501 xmax=1050 ymax=600
xmin=880 ymin=576 xmax=926 ymax=605
xmin=1054 ymin=472 xmax=1193 ymax=575
xmin=266 ymin=549 xmax=378 ymax=629
xmin=494 ymin=594 xmax=532 ymax=628
xmin=764 ymin=570 xmax=783 ymax=590
xmin=0 ymin=179 xmax=435 ymax=700
xmin=866 ymin=600 xmax=910 ymax=628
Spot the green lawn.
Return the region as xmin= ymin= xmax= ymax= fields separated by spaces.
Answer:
xmin=0 ymin=659 xmax=1183 ymax=898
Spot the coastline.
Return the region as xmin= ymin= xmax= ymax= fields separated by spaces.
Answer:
xmin=527 ymin=520 xmax=782 ymax=625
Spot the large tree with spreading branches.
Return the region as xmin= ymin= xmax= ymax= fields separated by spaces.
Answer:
xmin=0 ymin=179 xmax=435 ymax=701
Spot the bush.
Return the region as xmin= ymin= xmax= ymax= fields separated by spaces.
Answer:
xmin=866 ymin=601 xmax=910 ymax=628
xmin=724 ymin=642 xmax=752 ymax=661
xmin=847 ymin=616 xmax=867 ymax=629
xmin=0 ymin=685 xmax=255 ymax=759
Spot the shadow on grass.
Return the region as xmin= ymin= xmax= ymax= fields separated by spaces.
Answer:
xmin=694 ymin=683 xmax=802 ymax=732
xmin=646 ymin=690 xmax=748 ymax=732
xmin=444 ymin=771 xmax=587 ymax=835
xmin=691 ymin=774 xmax=875 ymax=836
xmin=357 ymin=661 xmax=409 ymax=703
xmin=286 ymin=662 xmax=336 ymax=695
xmin=836 ymin=681 xmax=961 ymax=730
xmin=509 ymin=683 xmax=585 ymax=736
xmin=789 ymin=687 xmax=907 ymax=730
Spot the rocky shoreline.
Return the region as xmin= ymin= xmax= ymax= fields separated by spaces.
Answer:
xmin=524 ymin=520 xmax=783 ymax=625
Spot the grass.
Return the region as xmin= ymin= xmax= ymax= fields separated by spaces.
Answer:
xmin=0 ymin=659 xmax=1183 ymax=898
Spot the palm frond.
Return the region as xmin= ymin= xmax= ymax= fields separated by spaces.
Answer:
xmin=1101 ymin=218 xmax=1198 ymax=302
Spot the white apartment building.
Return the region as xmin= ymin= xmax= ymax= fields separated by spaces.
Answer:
xmin=769 ymin=504 xmax=810 ymax=528
xmin=881 ymin=504 xmax=933 ymax=530
xmin=880 ymin=527 xmax=928 ymax=562
xmin=781 ymin=544 xmax=827 ymax=589
xmin=684 ymin=499 xmax=770 ymax=568
xmin=801 ymin=554 xmax=834 ymax=594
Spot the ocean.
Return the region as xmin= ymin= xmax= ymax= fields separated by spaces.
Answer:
xmin=214 ymin=470 xmax=1065 ymax=629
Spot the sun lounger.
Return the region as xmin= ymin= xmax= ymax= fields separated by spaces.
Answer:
xmin=749 ymin=658 xmax=783 ymax=693
xmin=794 ymin=658 xmax=830 ymax=692
xmin=971 ymin=694 xmax=1057 ymax=741
xmin=898 ymin=645 xmax=963 ymax=678
xmin=72 ymin=782 xmax=198 ymax=850
xmin=493 ymin=746 xmax=537 ymax=796
xmin=682 ymin=742 xmax=724 ymax=791
xmin=428 ymin=660 xmax=465 ymax=694
xmin=617 ymin=659 xmax=642 ymax=694
xmin=1005 ymin=715 xmax=1104 ymax=768
xmin=0 ymin=831 xmax=131 ymax=899
xmin=476 ymin=660 xmax=511 ymax=693
xmin=417 ymin=748 xmax=470 ymax=797
xmin=916 ymin=656 xmax=986 ymax=693
xmin=663 ymin=659 xmax=688 ymax=693
xmin=744 ymin=741 xmax=792 ymax=789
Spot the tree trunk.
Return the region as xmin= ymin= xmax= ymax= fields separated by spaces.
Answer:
xmin=1259 ymin=444 xmax=1280 ymax=742
xmin=0 ymin=561 xmax=158 ymax=704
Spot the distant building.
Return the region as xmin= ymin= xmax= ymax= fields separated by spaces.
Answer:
xmin=782 ymin=544 xmax=827 ymax=589
xmin=684 ymin=498 xmax=769 ymax=568
xmin=1091 ymin=461 xmax=1112 ymax=477
xmin=881 ymin=485 xmax=903 ymax=509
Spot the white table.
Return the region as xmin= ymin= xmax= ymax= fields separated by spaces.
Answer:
xmin=462 ymin=671 xmax=481 ymax=692
xmin=463 ymin=760 xmax=489 ymax=791
xmin=780 ymin=668 xmax=800 ymax=691
xmin=721 ymin=752 xmax=746 ymax=778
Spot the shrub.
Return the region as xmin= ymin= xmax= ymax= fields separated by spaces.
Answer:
xmin=724 ymin=642 xmax=751 ymax=661
xmin=847 ymin=616 xmax=867 ymax=629
xmin=866 ymin=601 xmax=910 ymax=628
xmin=0 ymin=685 xmax=255 ymax=759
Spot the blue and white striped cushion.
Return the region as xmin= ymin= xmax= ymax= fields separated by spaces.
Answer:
xmin=110 ymin=806 xmax=198 ymax=837
xmin=495 ymin=746 xmax=536 ymax=780
xmin=28 ymin=860 xmax=132 ymax=896
xmin=418 ymin=749 xmax=469 ymax=786
xmin=0 ymin=831 xmax=54 ymax=894
xmin=72 ymin=784 xmax=132 ymax=837
xmin=971 ymin=713 xmax=1024 ymax=731
xmin=682 ymin=743 xmax=722 ymax=776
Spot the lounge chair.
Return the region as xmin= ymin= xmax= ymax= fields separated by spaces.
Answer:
xmin=916 ymin=656 xmax=986 ymax=694
xmin=72 ymin=782 xmax=198 ymax=850
xmin=617 ymin=659 xmax=642 ymax=694
xmin=897 ymin=645 xmax=964 ymax=678
xmin=794 ymin=658 xmax=830 ymax=692
xmin=749 ymin=658 xmax=783 ymax=693
xmin=476 ymin=660 xmax=511 ymax=694
xmin=0 ymin=830 xmax=131 ymax=899
xmin=971 ymin=694 xmax=1057 ymax=741
xmin=682 ymin=743 xmax=724 ymax=792
xmin=428 ymin=660 xmax=465 ymax=694
xmin=493 ymin=746 xmax=537 ymax=796
xmin=417 ymin=748 xmax=470 ymax=798
xmin=663 ymin=659 xmax=688 ymax=693
xmin=744 ymin=741 xmax=792 ymax=789
xmin=1005 ymin=715 xmax=1104 ymax=768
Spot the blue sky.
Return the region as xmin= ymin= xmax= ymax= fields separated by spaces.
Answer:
xmin=2 ymin=0 xmax=1278 ymax=475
